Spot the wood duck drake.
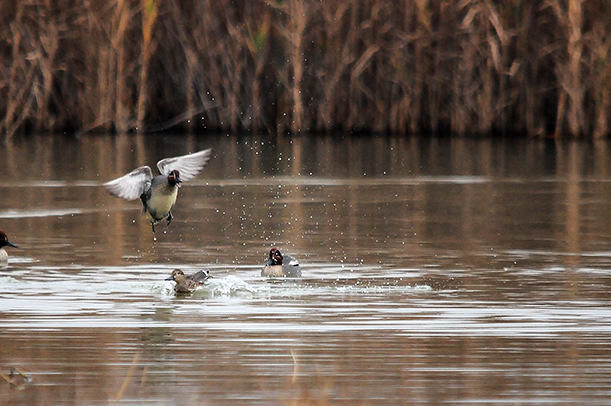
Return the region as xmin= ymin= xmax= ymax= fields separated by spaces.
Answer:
xmin=103 ymin=149 xmax=211 ymax=232
xmin=261 ymin=247 xmax=301 ymax=278
xmin=165 ymin=269 xmax=212 ymax=293
xmin=0 ymin=231 xmax=18 ymax=267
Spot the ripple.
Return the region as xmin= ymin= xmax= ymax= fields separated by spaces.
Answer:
xmin=0 ymin=208 xmax=87 ymax=218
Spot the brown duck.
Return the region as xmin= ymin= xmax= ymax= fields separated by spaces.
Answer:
xmin=165 ymin=269 xmax=212 ymax=293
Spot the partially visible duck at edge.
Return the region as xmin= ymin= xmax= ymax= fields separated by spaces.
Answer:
xmin=103 ymin=149 xmax=212 ymax=232
xmin=0 ymin=231 xmax=18 ymax=267
xmin=262 ymin=247 xmax=302 ymax=278
xmin=165 ymin=269 xmax=212 ymax=293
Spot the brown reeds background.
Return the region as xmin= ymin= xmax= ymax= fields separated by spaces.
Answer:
xmin=1 ymin=0 xmax=610 ymax=138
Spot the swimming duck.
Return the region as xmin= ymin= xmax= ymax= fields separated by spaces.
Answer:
xmin=165 ymin=269 xmax=212 ymax=293
xmin=0 ymin=231 xmax=18 ymax=267
xmin=103 ymin=149 xmax=212 ymax=232
xmin=262 ymin=247 xmax=301 ymax=278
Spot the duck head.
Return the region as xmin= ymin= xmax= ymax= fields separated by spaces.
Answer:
xmin=167 ymin=170 xmax=182 ymax=188
xmin=267 ymin=247 xmax=283 ymax=266
xmin=165 ymin=269 xmax=184 ymax=281
xmin=0 ymin=231 xmax=18 ymax=249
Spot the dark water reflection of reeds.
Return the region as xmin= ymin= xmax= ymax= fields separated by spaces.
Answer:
xmin=2 ymin=134 xmax=611 ymax=404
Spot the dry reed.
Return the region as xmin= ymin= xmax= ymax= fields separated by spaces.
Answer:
xmin=1 ymin=0 xmax=611 ymax=138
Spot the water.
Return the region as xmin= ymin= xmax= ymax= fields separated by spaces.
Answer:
xmin=2 ymin=134 xmax=611 ymax=404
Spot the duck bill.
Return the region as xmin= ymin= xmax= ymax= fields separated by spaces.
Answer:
xmin=7 ymin=241 xmax=18 ymax=248
xmin=164 ymin=276 xmax=174 ymax=281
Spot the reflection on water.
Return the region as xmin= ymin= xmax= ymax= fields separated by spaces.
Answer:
xmin=2 ymin=135 xmax=611 ymax=404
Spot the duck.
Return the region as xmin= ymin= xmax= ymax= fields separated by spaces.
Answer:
xmin=261 ymin=247 xmax=301 ymax=278
xmin=0 ymin=231 xmax=18 ymax=267
xmin=165 ymin=268 xmax=212 ymax=293
xmin=103 ymin=149 xmax=212 ymax=232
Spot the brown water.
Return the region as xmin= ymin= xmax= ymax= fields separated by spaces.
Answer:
xmin=2 ymin=134 xmax=611 ymax=405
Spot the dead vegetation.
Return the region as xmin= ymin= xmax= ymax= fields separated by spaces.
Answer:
xmin=1 ymin=0 xmax=610 ymax=138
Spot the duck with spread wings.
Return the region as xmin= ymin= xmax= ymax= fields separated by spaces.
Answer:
xmin=103 ymin=149 xmax=211 ymax=232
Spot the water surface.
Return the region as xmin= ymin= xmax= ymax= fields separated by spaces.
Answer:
xmin=1 ymin=135 xmax=611 ymax=404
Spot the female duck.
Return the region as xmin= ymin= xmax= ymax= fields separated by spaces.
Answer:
xmin=165 ymin=269 xmax=211 ymax=293
xmin=0 ymin=231 xmax=18 ymax=267
xmin=262 ymin=247 xmax=301 ymax=278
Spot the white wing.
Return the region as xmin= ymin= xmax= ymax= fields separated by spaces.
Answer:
xmin=156 ymin=149 xmax=212 ymax=181
xmin=103 ymin=166 xmax=153 ymax=201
